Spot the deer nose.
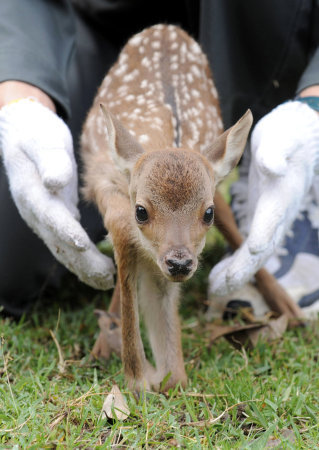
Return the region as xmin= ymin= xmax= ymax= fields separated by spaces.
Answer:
xmin=166 ymin=258 xmax=193 ymax=276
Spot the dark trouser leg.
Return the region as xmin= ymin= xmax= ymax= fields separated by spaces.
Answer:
xmin=0 ymin=163 xmax=65 ymax=315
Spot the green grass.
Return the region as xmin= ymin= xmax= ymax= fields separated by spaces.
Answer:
xmin=1 ymin=241 xmax=319 ymax=448
xmin=1 ymin=170 xmax=319 ymax=447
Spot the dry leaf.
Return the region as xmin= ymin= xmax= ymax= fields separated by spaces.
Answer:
xmin=248 ymin=314 xmax=288 ymax=347
xmin=209 ymin=314 xmax=289 ymax=349
xmin=265 ymin=428 xmax=295 ymax=447
xmin=102 ymin=384 xmax=130 ymax=421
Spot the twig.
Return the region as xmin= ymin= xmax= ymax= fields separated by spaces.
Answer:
xmin=1 ymin=415 xmax=32 ymax=433
xmin=181 ymin=399 xmax=261 ymax=427
xmin=49 ymin=411 xmax=69 ymax=430
xmin=49 ymin=330 xmax=66 ymax=374
xmin=1 ymin=338 xmax=18 ymax=415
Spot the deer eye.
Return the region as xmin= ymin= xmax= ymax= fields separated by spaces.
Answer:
xmin=135 ymin=205 xmax=148 ymax=224
xmin=203 ymin=206 xmax=214 ymax=225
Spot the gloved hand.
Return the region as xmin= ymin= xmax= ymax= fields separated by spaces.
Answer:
xmin=0 ymin=98 xmax=115 ymax=290
xmin=210 ymin=100 xmax=319 ymax=295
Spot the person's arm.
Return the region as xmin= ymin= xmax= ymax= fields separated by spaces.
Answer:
xmin=0 ymin=3 xmax=115 ymax=290
xmin=0 ymin=81 xmax=56 ymax=111
xmin=0 ymin=0 xmax=75 ymax=119
xmin=210 ymin=53 xmax=319 ymax=296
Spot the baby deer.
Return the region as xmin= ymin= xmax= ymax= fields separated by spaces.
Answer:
xmin=81 ymin=24 xmax=252 ymax=392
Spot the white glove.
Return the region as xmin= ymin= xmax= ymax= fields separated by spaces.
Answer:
xmin=0 ymin=98 xmax=115 ymax=290
xmin=210 ymin=101 xmax=319 ymax=295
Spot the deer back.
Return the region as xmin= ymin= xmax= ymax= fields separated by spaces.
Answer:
xmin=82 ymin=24 xmax=223 ymax=162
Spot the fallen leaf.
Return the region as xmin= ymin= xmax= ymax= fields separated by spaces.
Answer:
xmin=248 ymin=314 xmax=288 ymax=347
xmin=209 ymin=314 xmax=288 ymax=349
xmin=265 ymin=428 xmax=296 ymax=447
xmin=102 ymin=384 xmax=130 ymax=421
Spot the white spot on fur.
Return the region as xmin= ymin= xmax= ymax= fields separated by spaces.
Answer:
xmin=117 ymin=85 xmax=129 ymax=96
xmin=140 ymin=79 xmax=149 ymax=89
xmin=191 ymin=42 xmax=201 ymax=54
xmin=126 ymin=95 xmax=135 ymax=102
xmin=191 ymin=65 xmax=201 ymax=77
xmin=129 ymin=34 xmax=143 ymax=47
xmin=119 ymin=53 xmax=128 ymax=64
xmin=141 ymin=57 xmax=151 ymax=68
xmin=153 ymin=52 xmax=161 ymax=63
xmin=169 ymin=30 xmax=177 ymax=41
xmin=154 ymin=117 xmax=163 ymax=126
xmin=211 ymin=86 xmax=218 ymax=98
xmin=186 ymin=73 xmax=194 ymax=84
xmin=139 ymin=134 xmax=150 ymax=143
xmin=137 ymin=96 xmax=146 ymax=106
xmin=191 ymin=89 xmax=200 ymax=98
xmin=123 ymin=69 xmax=139 ymax=83
xmin=187 ymin=52 xmax=197 ymax=62
xmin=99 ymin=87 xmax=107 ymax=98
xmin=114 ymin=64 xmax=128 ymax=77
xmin=196 ymin=117 xmax=203 ymax=127
xmin=151 ymin=41 xmax=161 ymax=49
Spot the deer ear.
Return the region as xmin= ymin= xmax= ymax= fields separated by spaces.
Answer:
xmin=202 ymin=109 xmax=253 ymax=184
xmin=100 ymin=104 xmax=145 ymax=175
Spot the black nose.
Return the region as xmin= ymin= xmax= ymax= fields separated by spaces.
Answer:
xmin=166 ymin=258 xmax=193 ymax=276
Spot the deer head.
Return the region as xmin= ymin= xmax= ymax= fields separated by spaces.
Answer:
xmin=101 ymin=106 xmax=252 ymax=281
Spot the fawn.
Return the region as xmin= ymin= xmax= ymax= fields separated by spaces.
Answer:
xmin=81 ymin=24 xmax=253 ymax=392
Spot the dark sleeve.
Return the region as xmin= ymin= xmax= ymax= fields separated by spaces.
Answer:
xmin=0 ymin=0 xmax=76 ymax=119
xmin=297 ymin=47 xmax=319 ymax=93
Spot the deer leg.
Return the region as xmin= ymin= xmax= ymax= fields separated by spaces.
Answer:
xmin=108 ymin=278 xmax=121 ymax=315
xmin=139 ymin=268 xmax=187 ymax=391
xmin=214 ymin=190 xmax=304 ymax=319
xmin=91 ymin=278 xmax=122 ymax=360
